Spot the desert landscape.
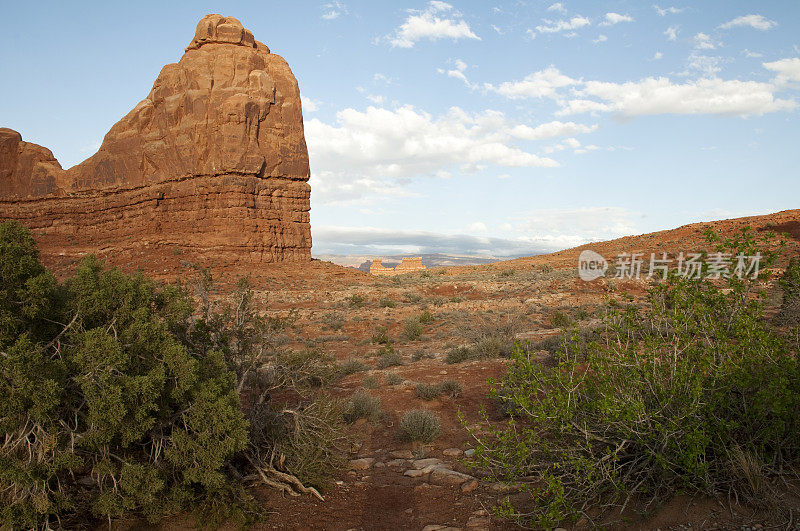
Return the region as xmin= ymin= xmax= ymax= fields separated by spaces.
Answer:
xmin=2 ymin=6 xmax=800 ymax=531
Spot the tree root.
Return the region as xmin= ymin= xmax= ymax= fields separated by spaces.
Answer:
xmin=245 ymin=454 xmax=324 ymax=501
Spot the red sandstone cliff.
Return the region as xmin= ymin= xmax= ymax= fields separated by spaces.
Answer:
xmin=0 ymin=14 xmax=311 ymax=275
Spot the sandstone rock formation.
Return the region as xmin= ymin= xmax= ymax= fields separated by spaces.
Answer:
xmin=370 ymin=257 xmax=426 ymax=276
xmin=0 ymin=14 xmax=311 ymax=276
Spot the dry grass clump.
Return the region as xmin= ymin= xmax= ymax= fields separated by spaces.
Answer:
xmin=399 ymin=410 xmax=441 ymax=443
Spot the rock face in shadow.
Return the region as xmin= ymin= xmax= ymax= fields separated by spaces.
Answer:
xmin=0 ymin=14 xmax=311 ymax=274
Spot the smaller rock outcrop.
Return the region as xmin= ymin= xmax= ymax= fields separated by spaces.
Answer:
xmin=0 ymin=128 xmax=64 ymax=199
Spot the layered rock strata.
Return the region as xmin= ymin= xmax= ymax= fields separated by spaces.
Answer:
xmin=0 ymin=14 xmax=311 ymax=274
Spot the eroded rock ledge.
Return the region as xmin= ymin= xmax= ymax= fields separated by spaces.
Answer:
xmin=0 ymin=14 xmax=311 ymax=276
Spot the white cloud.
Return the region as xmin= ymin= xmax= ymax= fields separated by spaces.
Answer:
xmin=594 ymin=34 xmax=608 ymax=43
xmin=366 ymin=94 xmax=385 ymax=104
xmin=389 ymin=1 xmax=480 ymax=48
xmin=686 ymin=53 xmax=723 ymax=76
xmin=535 ymin=16 xmax=591 ymax=34
xmin=305 ymin=105 xmax=560 ymax=204
xmin=505 ymin=206 xmax=642 ymax=248
xmin=301 ymin=95 xmax=321 ymax=112
xmin=484 ymin=67 xmax=577 ymax=99
xmin=763 ymin=57 xmax=800 ymax=84
xmin=439 ymin=58 xmax=477 ymax=88
xmin=489 ymin=66 xmax=795 ymax=118
xmin=547 ymin=3 xmax=567 ymax=14
xmin=321 ymin=1 xmax=347 ymax=20
xmin=719 ymin=14 xmax=777 ymax=31
xmin=693 ymin=32 xmax=717 ymax=50
xmin=509 ymin=120 xmax=598 ymax=140
xmin=742 ymin=49 xmax=763 ymax=58
xmin=311 ymin=225 xmax=557 ymax=256
xmin=313 ymin=206 xmax=646 ymax=255
xmin=561 ymin=77 xmax=795 ymax=117
xmin=653 ymin=51 xmax=664 ymax=60
xmin=600 ymin=13 xmax=634 ymax=26
xmin=664 ymin=25 xmax=679 ymax=41
xmin=654 ymin=5 xmax=685 ymax=16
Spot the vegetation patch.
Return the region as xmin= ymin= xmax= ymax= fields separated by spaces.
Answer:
xmin=398 ymin=410 xmax=441 ymax=444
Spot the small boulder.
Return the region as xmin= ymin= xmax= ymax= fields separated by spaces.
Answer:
xmin=348 ymin=458 xmax=376 ymax=470
xmin=429 ymin=468 xmax=474 ymax=487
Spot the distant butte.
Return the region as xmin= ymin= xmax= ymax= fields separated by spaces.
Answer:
xmin=0 ymin=14 xmax=311 ymax=277
xmin=370 ymin=257 xmax=427 ymax=276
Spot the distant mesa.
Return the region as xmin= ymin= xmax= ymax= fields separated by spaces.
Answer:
xmin=370 ymin=257 xmax=426 ymax=276
xmin=0 ymin=14 xmax=311 ymax=276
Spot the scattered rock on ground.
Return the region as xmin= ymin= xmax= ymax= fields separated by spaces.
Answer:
xmin=348 ymin=458 xmax=375 ymax=470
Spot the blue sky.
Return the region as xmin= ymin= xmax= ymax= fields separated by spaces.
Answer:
xmin=2 ymin=1 xmax=799 ymax=257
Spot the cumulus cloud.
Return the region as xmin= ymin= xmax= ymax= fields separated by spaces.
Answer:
xmin=305 ymin=105 xmax=560 ymax=205
xmin=484 ymin=67 xmax=577 ymax=99
xmin=563 ymin=77 xmax=795 ymax=117
xmin=488 ymin=67 xmax=796 ymax=118
xmin=389 ymin=1 xmax=480 ymax=48
xmin=535 ymin=15 xmax=591 ymax=34
xmin=594 ymin=34 xmax=608 ymax=43
xmin=547 ymin=3 xmax=567 ymax=14
xmin=719 ymin=14 xmax=778 ymax=31
xmin=764 ymin=57 xmax=800 ymax=84
xmin=509 ymin=120 xmax=598 ymax=140
xmin=600 ymin=13 xmax=634 ymax=26
xmin=664 ymin=25 xmax=679 ymax=41
xmin=301 ymin=95 xmax=321 ymax=112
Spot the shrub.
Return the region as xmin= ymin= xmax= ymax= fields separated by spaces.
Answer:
xmin=549 ymin=310 xmax=572 ymax=328
xmin=500 ymin=268 xmax=516 ymax=277
xmin=385 ymin=373 xmax=403 ymax=385
xmin=399 ymin=410 xmax=441 ymax=444
xmin=403 ymin=292 xmax=423 ymax=303
xmin=445 ymin=345 xmax=473 ymax=364
xmin=473 ymin=335 xmax=513 ymax=358
xmin=347 ymin=294 xmax=365 ymax=308
xmin=0 ymin=222 xmax=349 ymax=527
xmin=371 ymin=325 xmax=392 ymax=345
xmin=776 ymin=256 xmax=800 ymax=326
xmin=415 ymin=382 xmax=441 ymax=400
xmin=467 ymin=229 xmax=800 ymax=528
xmin=379 ymin=298 xmax=397 ymax=308
xmin=343 ymin=391 xmax=382 ymax=424
xmin=411 ymin=349 xmax=435 ymax=361
xmin=418 ymin=310 xmax=435 ymax=324
xmin=0 ymin=222 xmax=250 ymax=528
xmin=377 ymin=349 xmax=403 ymax=369
xmin=338 ymin=358 xmax=368 ymax=376
xmin=402 ymin=318 xmax=425 ymax=341
xmin=321 ymin=312 xmax=345 ymax=331
xmin=362 ymin=376 xmax=379 ymax=389
xmin=438 ymin=380 xmax=462 ymax=398
xmin=459 ymin=315 xmax=519 ymax=359
xmin=247 ymin=396 xmax=347 ymax=492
